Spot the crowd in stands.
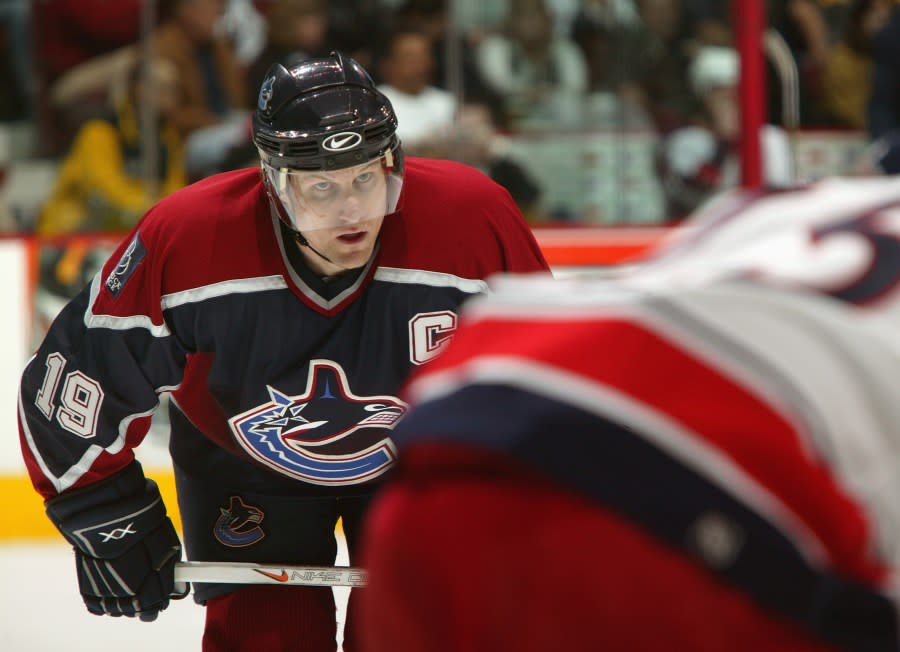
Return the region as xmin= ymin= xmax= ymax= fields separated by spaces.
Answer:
xmin=1 ymin=0 xmax=899 ymax=241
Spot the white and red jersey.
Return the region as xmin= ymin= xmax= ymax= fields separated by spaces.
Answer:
xmin=379 ymin=177 xmax=900 ymax=648
xmin=18 ymin=158 xmax=549 ymax=501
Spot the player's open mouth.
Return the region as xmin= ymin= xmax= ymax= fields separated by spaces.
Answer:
xmin=337 ymin=231 xmax=366 ymax=244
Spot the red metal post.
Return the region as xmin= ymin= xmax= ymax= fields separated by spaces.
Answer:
xmin=735 ymin=0 xmax=766 ymax=188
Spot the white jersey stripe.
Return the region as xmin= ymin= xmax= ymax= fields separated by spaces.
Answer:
xmin=375 ymin=266 xmax=488 ymax=294
xmin=160 ymin=275 xmax=288 ymax=310
xmin=86 ymin=271 xmax=294 ymax=336
xmin=84 ymin=272 xmax=171 ymax=336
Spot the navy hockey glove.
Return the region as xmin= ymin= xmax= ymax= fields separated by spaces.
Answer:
xmin=45 ymin=461 xmax=188 ymax=621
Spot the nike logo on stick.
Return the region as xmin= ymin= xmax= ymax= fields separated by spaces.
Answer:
xmin=255 ymin=568 xmax=289 ymax=582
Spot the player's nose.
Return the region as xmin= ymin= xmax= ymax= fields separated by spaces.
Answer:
xmin=338 ymin=194 xmax=366 ymax=223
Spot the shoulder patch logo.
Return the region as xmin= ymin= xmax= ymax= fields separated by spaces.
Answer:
xmin=229 ymin=360 xmax=406 ymax=485
xmin=105 ymin=233 xmax=147 ymax=298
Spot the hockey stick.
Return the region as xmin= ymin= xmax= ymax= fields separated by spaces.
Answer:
xmin=175 ymin=561 xmax=368 ymax=587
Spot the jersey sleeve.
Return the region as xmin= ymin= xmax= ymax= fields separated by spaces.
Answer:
xmin=18 ymin=218 xmax=190 ymax=499
xmin=485 ymin=186 xmax=550 ymax=274
xmin=463 ymin=172 xmax=550 ymax=275
xmin=500 ymin=221 xmax=551 ymax=273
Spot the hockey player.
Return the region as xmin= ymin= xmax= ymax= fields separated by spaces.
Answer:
xmin=359 ymin=178 xmax=900 ymax=651
xmin=17 ymin=52 xmax=548 ymax=651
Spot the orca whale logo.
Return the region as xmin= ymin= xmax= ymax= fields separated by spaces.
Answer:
xmin=213 ymin=496 xmax=266 ymax=548
xmin=229 ymin=360 xmax=406 ymax=485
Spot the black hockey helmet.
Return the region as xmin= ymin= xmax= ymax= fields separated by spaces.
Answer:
xmin=253 ymin=52 xmax=404 ymax=232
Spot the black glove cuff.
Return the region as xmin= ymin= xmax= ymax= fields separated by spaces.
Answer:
xmin=45 ymin=461 xmax=169 ymax=558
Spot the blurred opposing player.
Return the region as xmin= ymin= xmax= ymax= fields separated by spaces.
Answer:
xmin=360 ymin=177 xmax=900 ymax=651
xmin=17 ymin=52 xmax=548 ymax=651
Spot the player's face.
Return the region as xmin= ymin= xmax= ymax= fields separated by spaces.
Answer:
xmin=288 ymin=161 xmax=389 ymax=275
xmin=267 ymin=159 xmax=391 ymax=233
xmin=289 ymin=161 xmax=388 ymax=226
xmin=262 ymin=151 xmax=404 ymax=275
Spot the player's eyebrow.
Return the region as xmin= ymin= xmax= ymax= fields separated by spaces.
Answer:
xmin=303 ymin=161 xmax=380 ymax=183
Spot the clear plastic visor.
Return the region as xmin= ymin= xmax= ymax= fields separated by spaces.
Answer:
xmin=261 ymin=154 xmax=403 ymax=232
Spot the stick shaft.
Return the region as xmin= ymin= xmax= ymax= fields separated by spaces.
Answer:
xmin=175 ymin=561 xmax=368 ymax=587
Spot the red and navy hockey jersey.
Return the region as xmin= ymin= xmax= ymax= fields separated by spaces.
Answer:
xmin=18 ymin=158 xmax=549 ymax=500
xmin=383 ymin=177 xmax=900 ymax=648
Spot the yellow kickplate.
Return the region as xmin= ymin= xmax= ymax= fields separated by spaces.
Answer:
xmin=1 ymin=471 xmax=343 ymax=540
xmin=0 ymin=469 xmax=181 ymax=540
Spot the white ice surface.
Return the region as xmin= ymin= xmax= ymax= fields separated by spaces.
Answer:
xmin=1 ymin=539 xmax=350 ymax=651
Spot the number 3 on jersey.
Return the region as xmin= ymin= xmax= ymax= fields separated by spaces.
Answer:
xmin=34 ymin=352 xmax=104 ymax=438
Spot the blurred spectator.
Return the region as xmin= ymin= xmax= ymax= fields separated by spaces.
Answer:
xmin=392 ymin=0 xmax=452 ymax=56
xmin=439 ymin=102 xmax=542 ymax=219
xmin=817 ymin=0 xmax=855 ymax=43
xmin=0 ymin=0 xmax=32 ymax=120
xmin=626 ymin=0 xmax=703 ymax=134
xmin=569 ymin=1 xmax=654 ymax=128
xmin=377 ymin=26 xmax=457 ymax=152
xmin=866 ymin=3 xmax=900 ymax=140
xmin=475 ymin=0 xmax=588 ymax=129
xmin=766 ymin=0 xmax=831 ymax=125
xmin=553 ymin=0 xmax=640 ymax=37
xmin=683 ymin=0 xmax=732 ymax=47
xmin=154 ymin=0 xmax=251 ymax=180
xmin=220 ymin=0 xmax=334 ymax=178
xmin=36 ymin=58 xmax=185 ymax=236
xmin=658 ymin=46 xmax=794 ymax=219
xmin=31 ymin=0 xmax=142 ymax=86
xmin=678 ymin=1 xmax=842 ymax=128
xmin=392 ymin=0 xmax=503 ymax=118
xmin=821 ymin=0 xmax=892 ymax=129
xmin=324 ymin=0 xmax=391 ymax=70
xmin=245 ymin=0 xmax=329 ymax=107
xmin=31 ymin=0 xmax=143 ymax=154
xmin=569 ymin=0 xmax=641 ymax=95
xmin=218 ymin=0 xmax=267 ymax=65
xmin=568 ymin=0 xmax=733 ymax=130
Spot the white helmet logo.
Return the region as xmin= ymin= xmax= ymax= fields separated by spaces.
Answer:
xmin=322 ymin=132 xmax=363 ymax=152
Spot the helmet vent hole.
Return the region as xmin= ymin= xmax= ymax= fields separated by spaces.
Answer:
xmin=285 ymin=142 xmax=320 ymax=157
xmin=319 ymin=112 xmax=357 ymax=127
xmin=365 ymin=125 xmax=391 ymax=141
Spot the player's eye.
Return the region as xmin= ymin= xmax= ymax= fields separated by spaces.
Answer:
xmin=353 ymin=172 xmax=376 ymax=191
xmin=302 ymin=179 xmax=336 ymax=200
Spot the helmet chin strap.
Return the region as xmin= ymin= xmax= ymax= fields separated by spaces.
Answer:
xmin=294 ymin=230 xmax=349 ymax=275
xmin=266 ymin=190 xmax=346 ymax=274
